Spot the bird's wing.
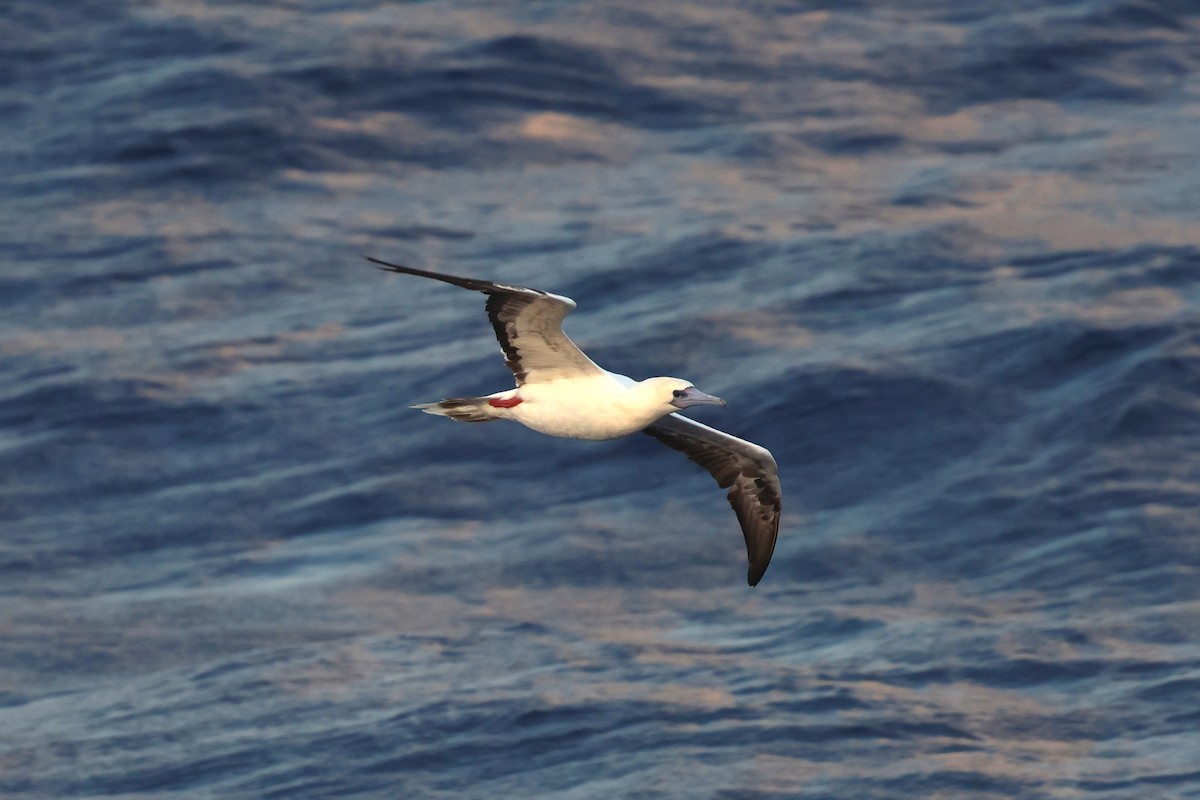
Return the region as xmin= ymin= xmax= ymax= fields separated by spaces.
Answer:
xmin=368 ymin=257 xmax=604 ymax=386
xmin=643 ymin=413 xmax=782 ymax=586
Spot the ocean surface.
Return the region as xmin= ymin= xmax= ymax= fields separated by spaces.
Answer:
xmin=3 ymin=1 xmax=1200 ymax=797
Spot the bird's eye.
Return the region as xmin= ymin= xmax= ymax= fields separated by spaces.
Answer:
xmin=672 ymin=389 xmax=685 ymax=398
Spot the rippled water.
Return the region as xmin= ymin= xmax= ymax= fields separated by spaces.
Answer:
xmin=3 ymin=1 xmax=1200 ymax=797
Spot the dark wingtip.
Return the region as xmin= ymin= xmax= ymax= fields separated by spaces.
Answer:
xmin=365 ymin=255 xmax=406 ymax=272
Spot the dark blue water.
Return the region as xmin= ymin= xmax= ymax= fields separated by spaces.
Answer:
xmin=3 ymin=1 xmax=1199 ymax=797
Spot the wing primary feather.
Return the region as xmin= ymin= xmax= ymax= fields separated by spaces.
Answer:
xmin=644 ymin=413 xmax=781 ymax=586
xmin=365 ymin=256 xmax=529 ymax=294
xmin=369 ymin=256 xmax=601 ymax=386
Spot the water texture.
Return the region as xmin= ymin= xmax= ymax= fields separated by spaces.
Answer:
xmin=2 ymin=1 xmax=1199 ymax=797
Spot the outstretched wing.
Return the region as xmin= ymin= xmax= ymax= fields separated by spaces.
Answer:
xmin=368 ymin=257 xmax=604 ymax=385
xmin=644 ymin=413 xmax=782 ymax=586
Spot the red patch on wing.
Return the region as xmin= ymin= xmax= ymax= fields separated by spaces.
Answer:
xmin=487 ymin=395 xmax=523 ymax=408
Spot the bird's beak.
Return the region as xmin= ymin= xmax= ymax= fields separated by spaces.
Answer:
xmin=670 ymin=387 xmax=726 ymax=409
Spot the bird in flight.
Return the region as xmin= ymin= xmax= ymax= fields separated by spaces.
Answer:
xmin=369 ymin=257 xmax=781 ymax=585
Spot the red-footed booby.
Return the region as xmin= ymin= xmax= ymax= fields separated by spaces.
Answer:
xmin=368 ymin=257 xmax=781 ymax=585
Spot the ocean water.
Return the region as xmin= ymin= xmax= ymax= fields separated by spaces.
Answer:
xmin=3 ymin=1 xmax=1200 ymax=797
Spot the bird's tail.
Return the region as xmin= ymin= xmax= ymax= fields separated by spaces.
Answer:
xmin=412 ymin=397 xmax=498 ymax=424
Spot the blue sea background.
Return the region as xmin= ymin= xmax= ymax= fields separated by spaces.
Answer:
xmin=3 ymin=1 xmax=1200 ymax=797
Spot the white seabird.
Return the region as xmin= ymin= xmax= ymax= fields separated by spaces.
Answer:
xmin=369 ymin=257 xmax=782 ymax=585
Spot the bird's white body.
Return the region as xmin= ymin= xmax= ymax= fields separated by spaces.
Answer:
xmin=486 ymin=372 xmax=679 ymax=440
xmin=420 ymin=372 xmax=699 ymax=440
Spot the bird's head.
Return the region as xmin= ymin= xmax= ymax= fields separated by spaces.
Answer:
xmin=643 ymin=377 xmax=726 ymax=411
